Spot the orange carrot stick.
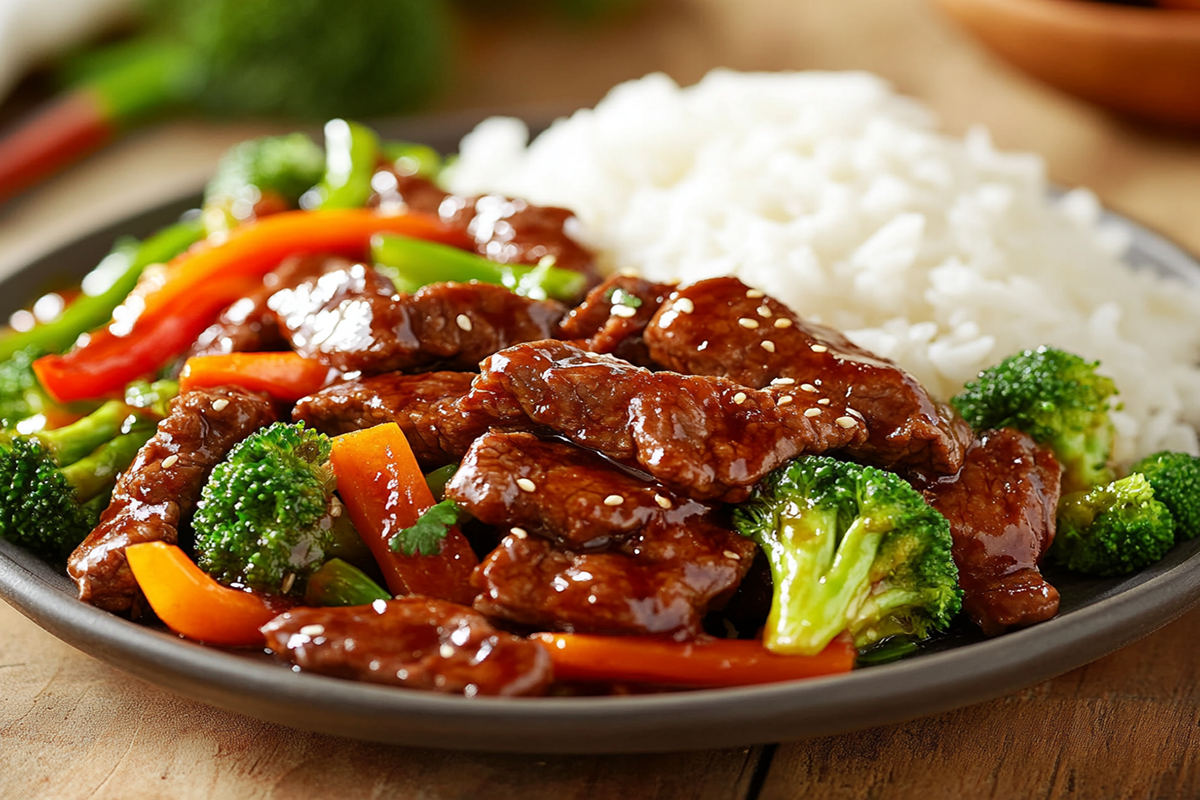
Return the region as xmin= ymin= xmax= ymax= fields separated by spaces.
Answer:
xmin=126 ymin=541 xmax=289 ymax=647
xmin=179 ymin=352 xmax=336 ymax=402
xmin=329 ymin=423 xmax=478 ymax=604
xmin=532 ymin=632 xmax=857 ymax=687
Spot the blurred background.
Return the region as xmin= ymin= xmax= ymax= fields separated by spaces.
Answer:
xmin=0 ymin=0 xmax=1198 ymax=273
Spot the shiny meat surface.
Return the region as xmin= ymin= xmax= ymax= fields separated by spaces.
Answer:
xmin=438 ymin=340 xmax=868 ymax=502
xmin=269 ymin=263 xmax=566 ymax=374
xmin=644 ymin=277 xmax=972 ymax=476
xmin=370 ymin=173 xmax=598 ymax=282
xmin=556 ymin=273 xmax=676 ymax=363
xmin=68 ymin=387 xmax=278 ymax=613
xmin=922 ymin=428 xmax=1063 ymax=636
xmin=292 ymin=371 xmax=473 ymax=469
xmin=472 ymin=521 xmax=756 ymax=639
xmin=446 ymin=430 xmax=714 ymax=551
xmin=187 ymin=254 xmax=355 ymax=358
xmin=261 ymin=597 xmax=553 ymax=696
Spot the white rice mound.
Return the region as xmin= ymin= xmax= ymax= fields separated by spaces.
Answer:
xmin=443 ymin=69 xmax=1200 ymax=465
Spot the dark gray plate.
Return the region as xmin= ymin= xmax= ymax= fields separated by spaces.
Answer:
xmin=2 ymin=115 xmax=1200 ymax=754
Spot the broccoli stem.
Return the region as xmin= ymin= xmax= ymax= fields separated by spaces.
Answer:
xmin=765 ymin=511 xmax=884 ymax=655
xmin=33 ymin=400 xmax=150 ymax=467
xmin=60 ymin=427 xmax=157 ymax=503
xmin=370 ymin=234 xmax=587 ymax=302
xmin=0 ymin=218 xmax=204 ymax=361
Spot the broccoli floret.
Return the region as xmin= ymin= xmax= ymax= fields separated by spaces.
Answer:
xmin=0 ymin=347 xmax=55 ymax=430
xmin=952 ymin=346 xmax=1118 ymax=493
xmin=0 ymin=400 xmax=159 ymax=561
xmin=193 ymin=422 xmax=342 ymax=595
xmin=202 ymin=133 xmax=326 ymax=232
xmin=1051 ymin=474 xmax=1176 ymax=576
xmin=732 ymin=455 xmax=962 ymax=656
xmin=1129 ymin=451 xmax=1200 ymax=540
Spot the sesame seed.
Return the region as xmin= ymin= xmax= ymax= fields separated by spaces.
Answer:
xmin=777 ymin=395 xmax=794 ymax=406
xmin=811 ymin=344 xmax=828 ymax=353
xmin=737 ymin=318 xmax=759 ymax=329
xmin=212 ymin=398 xmax=230 ymax=412
xmin=733 ymin=392 xmax=748 ymax=405
xmin=836 ymin=416 xmax=858 ymax=428
xmin=603 ymin=494 xmax=625 ymax=506
xmin=299 ymin=624 xmax=325 ymax=637
xmin=772 ymin=377 xmax=795 ymax=385
xmin=756 ymin=306 xmax=772 ymax=318
xmin=818 ymin=398 xmax=832 ymax=405
xmin=329 ymin=498 xmax=343 ymax=518
xmin=161 ymin=454 xmax=179 ymax=469
xmin=516 ymin=478 xmax=536 ymax=492
xmin=676 ymin=298 xmax=695 ymax=314
xmin=456 ymin=314 xmax=473 ymax=332
xmin=510 ymin=527 xmax=528 ymax=539
xmin=761 ymin=340 xmax=776 ymax=353
xmin=745 ymin=289 xmax=765 ymax=298
xmin=800 ymin=383 xmax=818 ymax=392
xmin=848 ymin=408 xmax=864 ymax=419
xmin=439 ymin=643 xmax=456 ymax=659
xmin=281 ymin=573 xmax=296 ymax=594
xmin=723 ymin=550 xmax=742 ymax=560
xmin=774 ymin=318 xmax=793 ymax=329
xmin=654 ymin=494 xmax=673 ymax=509
xmin=804 ymin=408 xmax=821 ymax=418
xmin=611 ymin=304 xmax=637 ymax=318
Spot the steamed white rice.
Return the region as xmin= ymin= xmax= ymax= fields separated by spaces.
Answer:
xmin=443 ymin=70 xmax=1200 ymax=465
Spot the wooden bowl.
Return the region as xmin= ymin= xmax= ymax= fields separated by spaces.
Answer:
xmin=933 ymin=0 xmax=1200 ymax=127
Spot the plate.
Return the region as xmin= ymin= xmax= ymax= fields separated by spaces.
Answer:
xmin=3 ymin=116 xmax=1200 ymax=754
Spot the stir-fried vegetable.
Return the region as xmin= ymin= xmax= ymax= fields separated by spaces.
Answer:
xmin=179 ymin=352 xmax=334 ymax=402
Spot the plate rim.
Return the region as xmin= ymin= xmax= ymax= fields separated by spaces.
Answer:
xmin=2 ymin=116 xmax=1200 ymax=753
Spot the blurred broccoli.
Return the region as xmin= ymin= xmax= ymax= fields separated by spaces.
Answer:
xmin=0 ymin=347 xmax=56 ymax=430
xmin=0 ymin=400 xmax=161 ymax=561
xmin=952 ymin=346 xmax=1118 ymax=493
xmin=1051 ymin=474 xmax=1176 ymax=577
xmin=1129 ymin=450 xmax=1200 ymax=541
xmin=732 ymin=455 xmax=961 ymax=656
xmin=193 ymin=422 xmax=352 ymax=595
xmin=202 ymin=132 xmax=326 ymax=232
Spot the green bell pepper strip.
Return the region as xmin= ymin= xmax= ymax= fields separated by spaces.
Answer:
xmin=0 ymin=218 xmax=204 ymax=361
xmin=312 ymin=119 xmax=382 ymax=210
xmin=370 ymin=234 xmax=588 ymax=302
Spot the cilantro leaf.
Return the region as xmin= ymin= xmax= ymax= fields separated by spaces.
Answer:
xmin=388 ymin=498 xmax=464 ymax=556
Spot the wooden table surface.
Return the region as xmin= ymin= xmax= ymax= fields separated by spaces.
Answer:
xmin=3 ymin=1 xmax=1200 ymax=797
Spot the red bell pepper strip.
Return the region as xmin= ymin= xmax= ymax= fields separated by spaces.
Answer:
xmin=328 ymin=423 xmax=478 ymax=604
xmin=179 ymin=352 xmax=336 ymax=402
xmin=125 ymin=541 xmax=290 ymax=647
xmin=531 ymin=632 xmax=857 ymax=687
xmin=33 ymin=209 xmax=467 ymax=403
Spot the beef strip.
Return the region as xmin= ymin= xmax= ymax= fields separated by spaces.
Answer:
xmin=261 ymin=597 xmax=553 ymax=697
xmin=556 ymin=273 xmax=676 ymax=364
xmin=472 ymin=530 xmax=755 ymax=640
xmin=436 ymin=340 xmax=868 ymax=502
xmin=292 ymin=371 xmax=473 ymax=469
xmin=921 ymin=427 xmax=1062 ymax=636
xmin=370 ymin=172 xmax=598 ymax=283
xmin=643 ymin=276 xmax=973 ymax=476
xmin=446 ymin=429 xmax=716 ymax=551
xmin=187 ymin=254 xmax=356 ymax=358
xmin=448 ymin=431 xmax=756 ymax=638
xmin=68 ymin=387 xmax=278 ymax=612
xmin=268 ymin=263 xmax=566 ymax=375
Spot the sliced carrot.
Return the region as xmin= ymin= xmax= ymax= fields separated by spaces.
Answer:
xmin=179 ymin=352 xmax=335 ymax=402
xmin=532 ymin=632 xmax=857 ymax=687
xmin=125 ymin=541 xmax=287 ymax=647
xmin=329 ymin=423 xmax=478 ymax=604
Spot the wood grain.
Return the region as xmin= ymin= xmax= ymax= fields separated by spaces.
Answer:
xmin=2 ymin=0 xmax=1200 ymax=797
xmin=0 ymin=602 xmax=765 ymax=799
